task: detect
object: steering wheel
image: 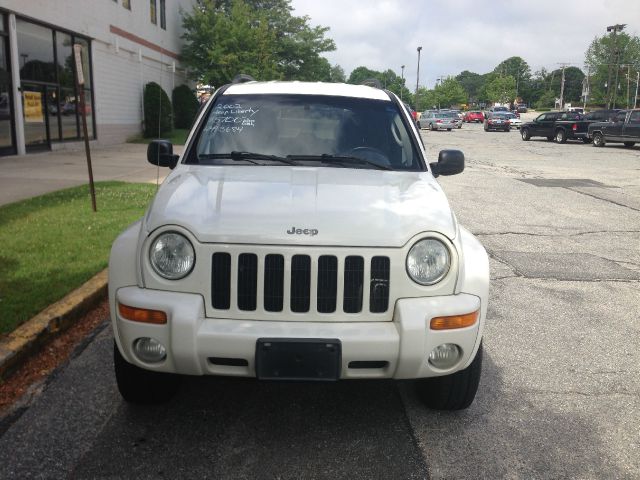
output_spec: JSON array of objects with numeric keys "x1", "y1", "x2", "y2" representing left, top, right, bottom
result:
[{"x1": 343, "y1": 146, "x2": 391, "y2": 167}]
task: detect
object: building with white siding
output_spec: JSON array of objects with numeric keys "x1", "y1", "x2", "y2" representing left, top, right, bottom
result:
[{"x1": 0, "y1": 0, "x2": 196, "y2": 156}]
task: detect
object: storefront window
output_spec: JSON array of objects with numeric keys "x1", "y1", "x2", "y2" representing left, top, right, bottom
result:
[
  {"x1": 16, "y1": 19, "x2": 55, "y2": 84},
  {"x1": 56, "y1": 32, "x2": 74, "y2": 88},
  {"x1": 12, "y1": 18, "x2": 95, "y2": 151},
  {"x1": 60, "y1": 88, "x2": 79, "y2": 140}
]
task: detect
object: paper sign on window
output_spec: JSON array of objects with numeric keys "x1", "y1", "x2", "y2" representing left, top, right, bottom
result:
[{"x1": 23, "y1": 91, "x2": 43, "y2": 123}]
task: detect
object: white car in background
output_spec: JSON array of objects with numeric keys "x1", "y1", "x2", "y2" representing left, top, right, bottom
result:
[{"x1": 505, "y1": 112, "x2": 522, "y2": 129}]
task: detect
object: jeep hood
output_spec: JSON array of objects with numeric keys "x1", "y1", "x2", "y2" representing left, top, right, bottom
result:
[{"x1": 144, "y1": 166, "x2": 457, "y2": 247}]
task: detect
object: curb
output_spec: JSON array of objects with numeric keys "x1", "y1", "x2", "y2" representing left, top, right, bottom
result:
[{"x1": 0, "y1": 269, "x2": 108, "y2": 381}]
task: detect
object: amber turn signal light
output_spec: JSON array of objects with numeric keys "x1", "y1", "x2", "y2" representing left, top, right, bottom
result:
[
  {"x1": 118, "y1": 303, "x2": 167, "y2": 324},
  {"x1": 430, "y1": 310, "x2": 479, "y2": 330}
]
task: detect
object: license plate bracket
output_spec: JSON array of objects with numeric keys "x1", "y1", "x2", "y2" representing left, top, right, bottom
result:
[{"x1": 255, "y1": 338, "x2": 341, "y2": 381}]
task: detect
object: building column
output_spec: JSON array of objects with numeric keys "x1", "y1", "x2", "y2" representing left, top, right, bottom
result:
[{"x1": 8, "y1": 13, "x2": 25, "y2": 155}]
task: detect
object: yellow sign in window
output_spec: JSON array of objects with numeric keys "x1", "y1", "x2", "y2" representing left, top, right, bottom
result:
[{"x1": 23, "y1": 91, "x2": 43, "y2": 123}]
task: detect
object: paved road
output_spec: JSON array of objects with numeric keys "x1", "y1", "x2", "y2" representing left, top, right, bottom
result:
[{"x1": 1, "y1": 124, "x2": 638, "y2": 479}]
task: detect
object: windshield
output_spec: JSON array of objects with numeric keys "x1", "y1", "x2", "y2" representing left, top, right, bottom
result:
[{"x1": 191, "y1": 94, "x2": 423, "y2": 171}]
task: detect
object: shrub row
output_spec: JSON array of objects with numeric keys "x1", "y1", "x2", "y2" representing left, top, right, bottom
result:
[{"x1": 143, "y1": 83, "x2": 199, "y2": 138}]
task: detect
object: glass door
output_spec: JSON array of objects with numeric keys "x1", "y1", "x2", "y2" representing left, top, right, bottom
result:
[
  {"x1": 21, "y1": 83, "x2": 50, "y2": 151},
  {"x1": 0, "y1": 24, "x2": 16, "y2": 156}
]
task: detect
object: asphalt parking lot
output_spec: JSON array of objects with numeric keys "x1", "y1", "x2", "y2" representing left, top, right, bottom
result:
[{"x1": 1, "y1": 122, "x2": 638, "y2": 479}]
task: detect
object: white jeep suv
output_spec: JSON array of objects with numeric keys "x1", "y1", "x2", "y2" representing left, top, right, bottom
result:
[{"x1": 109, "y1": 80, "x2": 489, "y2": 410}]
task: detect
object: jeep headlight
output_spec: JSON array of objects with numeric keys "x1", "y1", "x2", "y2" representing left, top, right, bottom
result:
[
  {"x1": 406, "y1": 238, "x2": 450, "y2": 285},
  {"x1": 149, "y1": 232, "x2": 195, "y2": 279}
]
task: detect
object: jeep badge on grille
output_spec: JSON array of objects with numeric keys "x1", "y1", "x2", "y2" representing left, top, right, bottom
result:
[{"x1": 286, "y1": 226, "x2": 318, "y2": 236}]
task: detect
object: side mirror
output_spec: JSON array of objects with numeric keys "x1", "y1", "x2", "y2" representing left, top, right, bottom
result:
[
  {"x1": 147, "y1": 139, "x2": 179, "y2": 169},
  {"x1": 430, "y1": 149, "x2": 464, "y2": 177}
]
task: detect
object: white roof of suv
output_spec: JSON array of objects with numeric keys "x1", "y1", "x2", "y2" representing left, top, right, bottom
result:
[{"x1": 224, "y1": 81, "x2": 391, "y2": 100}]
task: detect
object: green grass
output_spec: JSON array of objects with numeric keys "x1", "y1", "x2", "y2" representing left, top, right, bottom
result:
[
  {"x1": 127, "y1": 128, "x2": 190, "y2": 145},
  {"x1": 0, "y1": 182, "x2": 157, "y2": 334}
]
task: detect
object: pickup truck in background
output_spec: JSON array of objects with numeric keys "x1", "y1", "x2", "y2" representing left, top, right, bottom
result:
[
  {"x1": 588, "y1": 109, "x2": 640, "y2": 148},
  {"x1": 520, "y1": 110, "x2": 623, "y2": 144},
  {"x1": 520, "y1": 111, "x2": 592, "y2": 143}
]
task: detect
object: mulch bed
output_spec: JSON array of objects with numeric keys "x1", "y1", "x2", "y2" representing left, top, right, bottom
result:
[{"x1": 0, "y1": 299, "x2": 109, "y2": 416}]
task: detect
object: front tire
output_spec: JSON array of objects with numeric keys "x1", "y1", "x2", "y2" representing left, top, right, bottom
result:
[
  {"x1": 592, "y1": 132, "x2": 605, "y2": 147},
  {"x1": 415, "y1": 343, "x2": 483, "y2": 411},
  {"x1": 555, "y1": 129, "x2": 567, "y2": 144},
  {"x1": 521, "y1": 128, "x2": 531, "y2": 140},
  {"x1": 114, "y1": 342, "x2": 181, "y2": 404}
]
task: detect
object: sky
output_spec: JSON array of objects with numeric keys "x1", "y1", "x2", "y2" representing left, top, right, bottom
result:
[{"x1": 290, "y1": 0, "x2": 640, "y2": 89}]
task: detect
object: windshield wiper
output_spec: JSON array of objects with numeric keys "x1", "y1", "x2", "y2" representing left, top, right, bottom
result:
[
  {"x1": 198, "y1": 151, "x2": 299, "y2": 166},
  {"x1": 288, "y1": 154, "x2": 393, "y2": 171}
]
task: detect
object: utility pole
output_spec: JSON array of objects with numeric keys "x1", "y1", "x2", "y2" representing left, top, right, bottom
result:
[
  {"x1": 635, "y1": 71, "x2": 639, "y2": 109},
  {"x1": 559, "y1": 64, "x2": 566, "y2": 110},
  {"x1": 401, "y1": 65, "x2": 405, "y2": 101},
  {"x1": 582, "y1": 66, "x2": 590, "y2": 110},
  {"x1": 415, "y1": 47, "x2": 422, "y2": 112},
  {"x1": 626, "y1": 65, "x2": 631, "y2": 109},
  {"x1": 606, "y1": 24, "x2": 626, "y2": 109}
]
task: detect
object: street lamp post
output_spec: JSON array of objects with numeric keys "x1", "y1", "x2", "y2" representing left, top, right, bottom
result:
[
  {"x1": 606, "y1": 24, "x2": 626, "y2": 109},
  {"x1": 401, "y1": 65, "x2": 405, "y2": 100},
  {"x1": 415, "y1": 47, "x2": 422, "y2": 112}
]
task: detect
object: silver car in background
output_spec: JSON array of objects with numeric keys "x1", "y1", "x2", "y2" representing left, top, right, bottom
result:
[
  {"x1": 441, "y1": 111, "x2": 463, "y2": 129},
  {"x1": 418, "y1": 111, "x2": 457, "y2": 131},
  {"x1": 504, "y1": 112, "x2": 522, "y2": 129}
]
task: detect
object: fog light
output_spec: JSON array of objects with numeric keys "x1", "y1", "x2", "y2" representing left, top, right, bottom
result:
[
  {"x1": 428, "y1": 343, "x2": 461, "y2": 369},
  {"x1": 133, "y1": 337, "x2": 167, "y2": 363}
]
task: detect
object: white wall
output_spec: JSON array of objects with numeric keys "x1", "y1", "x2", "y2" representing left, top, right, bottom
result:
[{"x1": 2, "y1": 0, "x2": 196, "y2": 145}]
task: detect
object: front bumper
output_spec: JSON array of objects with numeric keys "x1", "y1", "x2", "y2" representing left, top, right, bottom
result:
[{"x1": 113, "y1": 287, "x2": 482, "y2": 380}]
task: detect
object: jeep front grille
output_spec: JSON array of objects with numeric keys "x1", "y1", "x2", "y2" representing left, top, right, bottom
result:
[{"x1": 210, "y1": 252, "x2": 390, "y2": 316}]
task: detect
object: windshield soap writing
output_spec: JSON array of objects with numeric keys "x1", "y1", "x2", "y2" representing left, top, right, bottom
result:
[{"x1": 206, "y1": 103, "x2": 260, "y2": 134}]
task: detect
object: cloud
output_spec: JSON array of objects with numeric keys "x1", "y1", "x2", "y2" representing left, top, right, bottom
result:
[{"x1": 291, "y1": 0, "x2": 640, "y2": 89}]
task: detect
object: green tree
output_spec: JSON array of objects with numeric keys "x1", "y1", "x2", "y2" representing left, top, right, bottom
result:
[
  {"x1": 180, "y1": 0, "x2": 335, "y2": 86},
  {"x1": 434, "y1": 77, "x2": 467, "y2": 107},
  {"x1": 493, "y1": 56, "x2": 531, "y2": 100},
  {"x1": 143, "y1": 82, "x2": 173, "y2": 138},
  {"x1": 329, "y1": 64, "x2": 346, "y2": 82},
  {"x1": 455, "y1": 70, "x2": 484, "y2": 103},
  {"x1": 534, "y1": 90, "x2": 556, "y2": 109},
  {"x1": 548, "y1": 66, "x2": 585, "y2": 105},
  {"x1": 347, "y1": 66, "x2": 411, "y2": 99},
  {"x1": 528, "y1": 68, "x2": 550, "y2": 106},
  {"x1": 415, "y1": 86, "x2": 437, "y2": 111},
  {"x1": 485, "y1": 75, "x2": 517, "y2": 104},
  {"x1": 172, "y1": 85, "x2": 199, "y2": 129},
  {"x1": 347, "y1": 66, "x2": 380, "y2": 85},
  {"x1": 585, "y1": 31, "x2": 640, "y2": 107}
]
